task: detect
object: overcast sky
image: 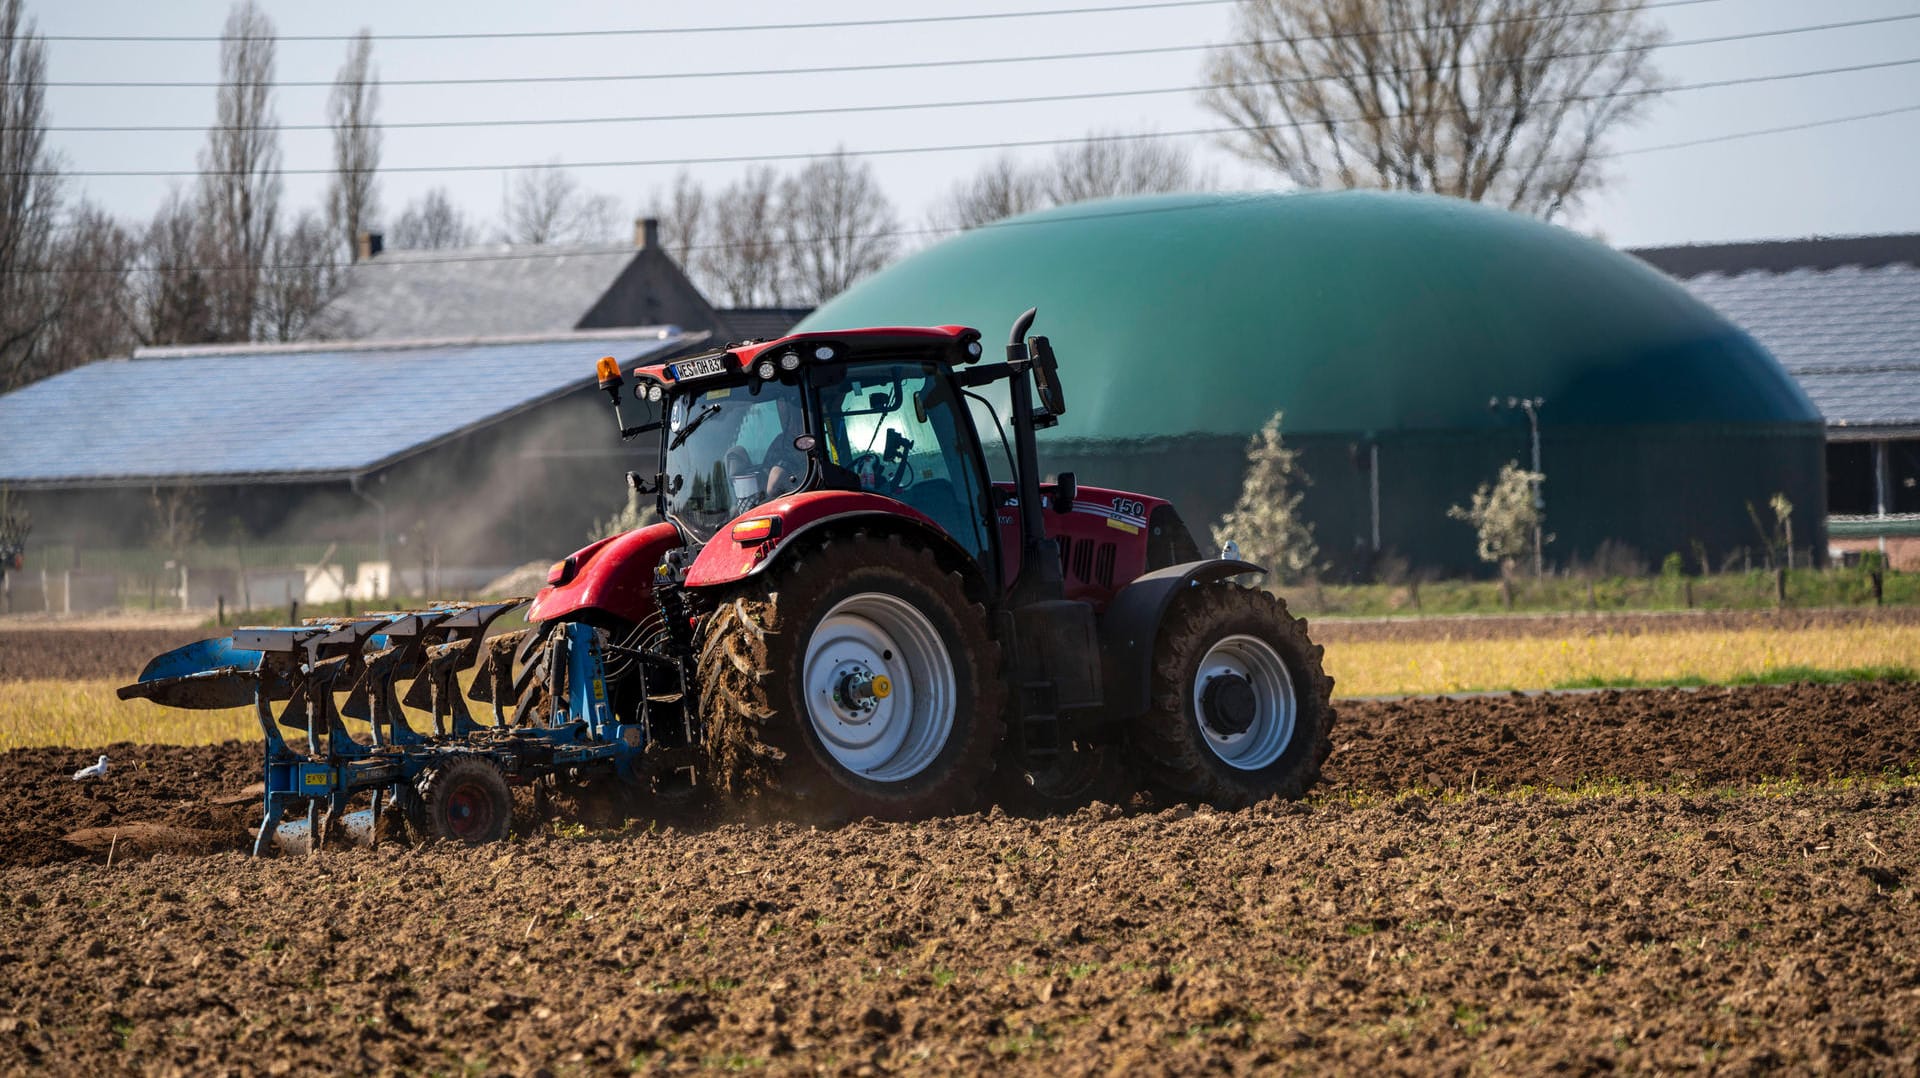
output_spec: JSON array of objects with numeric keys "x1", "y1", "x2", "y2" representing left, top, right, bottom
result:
[{"x1": 27, "y1": 0, "x2": 1920, "y2": 250}]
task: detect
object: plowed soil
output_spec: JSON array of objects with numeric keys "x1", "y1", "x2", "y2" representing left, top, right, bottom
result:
[{"x1": 4, "y1": 680, "x2": 1919, "y2": 1073}]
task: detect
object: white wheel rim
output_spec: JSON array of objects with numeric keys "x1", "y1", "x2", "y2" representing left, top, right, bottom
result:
[
  {"x1": 1192, "y1": 633, "x2": 1297, "y2": 771},
  {"x1": 802, "y1": 592, "x2": 957, "y2": 783}
]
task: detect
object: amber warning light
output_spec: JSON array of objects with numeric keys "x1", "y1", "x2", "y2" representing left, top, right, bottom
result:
[{"x1": 595, "y1": 355, "x2": 623, "y2": 392}]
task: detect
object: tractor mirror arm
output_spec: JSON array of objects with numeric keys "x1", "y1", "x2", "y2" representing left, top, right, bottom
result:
[{"x1": 953, "y1": 363, "x2": 1011, "y2": 389}]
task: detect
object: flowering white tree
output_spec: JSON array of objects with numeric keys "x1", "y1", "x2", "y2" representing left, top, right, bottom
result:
[
  {"x1": 1213, "y1": 411, "x2": 1320, "y2": 582},
  {"x1": 1449, "y1": 461, "x2": 1544, "y2": 575}
]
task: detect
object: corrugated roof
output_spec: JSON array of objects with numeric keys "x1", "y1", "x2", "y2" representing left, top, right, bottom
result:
[
  {"x1": 320, "y1": 244, "x2": 640, "y2": 340},
  {"x1": 719, "y1": 307, "x2": 814, "y2": 343},
  {"x1": 1674, "y1": 264, "x2": 1920, "y2": 431},
  {"x1": 0, "y1": 330, "x2": 690, "y2": 488}
]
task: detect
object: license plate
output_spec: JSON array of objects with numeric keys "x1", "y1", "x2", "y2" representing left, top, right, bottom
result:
[{"x1": 670, "y1": 355, "x2": 727, "y2": 381}]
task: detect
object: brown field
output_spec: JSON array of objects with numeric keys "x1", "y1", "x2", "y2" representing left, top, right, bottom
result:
[{"x1": 3, "y1": 679, "x2": 1918, "y2": 1073}]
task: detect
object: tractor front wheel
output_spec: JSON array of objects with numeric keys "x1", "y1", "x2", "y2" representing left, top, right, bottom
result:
[
  {"x1": 697, "y1": 533, "x2": 1004, "y2": 823},
  {"x1": 1131, "y1": 584, "x2": 1334, "y2": 808},
  {"x1": 411, "y1": 756, "x2": 513, "y2": 844}
]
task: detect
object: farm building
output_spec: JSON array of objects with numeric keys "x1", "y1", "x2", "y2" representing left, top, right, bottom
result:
[
  {"x1": 1631, "y1": 234, "x2": 1920, "y2": 567},
  {"x1": 0, "y1": 329, "x2": 692, "y2": 611},
  {"x1": 800, "y1": 190, "x2": 1827, "y2": 578},
  {"x1": 317, "y1": 219, "x2": 808, "y2": 345}
]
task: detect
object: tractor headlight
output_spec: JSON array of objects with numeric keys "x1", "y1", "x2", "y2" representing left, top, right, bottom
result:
[
  {"x1": 756, "y1": 359, "x2": 777, "y2": 380},
  {"x1": 645, "y1": 383, "x2": 663, "y2": 402},
  {"x1": 813, "y1": 345, "x2": 835, "y2": 361},
  {"x1": 779, "y1": 351, "x2": 801, "y2": 371}
]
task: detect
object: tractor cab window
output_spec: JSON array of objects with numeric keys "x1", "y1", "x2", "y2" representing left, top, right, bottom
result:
[
  {"x1": 663, "y1": 378, "x2": 809, "y2": 542},
  {"x1": 814, "y1": 361, "x2": 994, "y2": 565}
]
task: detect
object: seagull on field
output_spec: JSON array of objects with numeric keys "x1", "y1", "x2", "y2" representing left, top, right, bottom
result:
[{"x1": 72, "y1": 755, "x2": 108, "y2": 782}]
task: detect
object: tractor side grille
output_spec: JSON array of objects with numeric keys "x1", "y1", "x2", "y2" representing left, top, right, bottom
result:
[{"x1": 1056, "y1": 537, "x2": 1119, "y2": 589}]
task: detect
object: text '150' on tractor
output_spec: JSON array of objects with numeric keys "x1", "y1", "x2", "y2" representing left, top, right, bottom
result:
[{"x1": 121, "y1": 309, "x2": 1335, "y2": 854}]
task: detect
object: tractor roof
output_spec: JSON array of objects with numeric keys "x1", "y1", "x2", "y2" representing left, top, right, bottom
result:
[{"x1": 631, "y1": 325, "x2": 981, "y2": 385}]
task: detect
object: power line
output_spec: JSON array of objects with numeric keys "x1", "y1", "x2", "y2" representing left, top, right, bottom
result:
[
  {"x1": 19, "y1": 55, "x2": 1919, "y2": 179},
  {"x1": 10, "y1": 97, "x2": 1919, "y2": 279},
  {"x1": 24, "y1": 0, "x2": 1723, "y2": 88},
  {"x1": 40, "y1": 12, "x2": 1920, "y2": 135},
  {"x1": 38, "y1": 1, "x2": 1236, "y2": 44}
]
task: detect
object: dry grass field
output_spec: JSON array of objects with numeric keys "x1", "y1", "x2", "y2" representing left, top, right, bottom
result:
[{"x1": 3, "y1": 614, "x2": 1914, "y2": 749}]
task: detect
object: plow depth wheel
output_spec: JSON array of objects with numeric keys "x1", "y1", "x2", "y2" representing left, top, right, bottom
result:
[
  {"x1": 411, "y1": 756, "x2": 513, "y2": 845},
  {"x1": 1131, "y1": 584, "x2": 1335, "y2": 808},
  {"x1": 698, "y1": 533, "x2": 1004, "y2": 822}
]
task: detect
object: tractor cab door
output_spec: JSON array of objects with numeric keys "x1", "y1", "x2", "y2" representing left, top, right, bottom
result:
[{"x1": 813, "y1": 360, "x2": 998, "y2": 572}]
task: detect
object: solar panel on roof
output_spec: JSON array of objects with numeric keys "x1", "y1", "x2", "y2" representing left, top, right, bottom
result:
[{"x1": 0, "y1": 332, "x2": 687, "y2": 486}]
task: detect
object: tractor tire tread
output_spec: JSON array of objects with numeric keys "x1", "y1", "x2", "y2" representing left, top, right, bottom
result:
[{"x1": 1131, "y1": 584, "x2": 1335, "y2": 808}]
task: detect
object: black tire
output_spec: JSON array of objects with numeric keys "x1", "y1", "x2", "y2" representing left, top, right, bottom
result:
[
  {"x1": 410, "y1": 756, "x2": 513, "y2": 844},
  {"x1": 1130, "y1": 584, "x2": 1335, "y2": 807},
  {"x1": 696, "y1": 532, "x2": 1005, "y2": 823}
]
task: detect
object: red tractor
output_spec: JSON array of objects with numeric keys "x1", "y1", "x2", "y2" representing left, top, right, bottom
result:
[{"x1": 539, "y1": 308, "x2": 1335, "y2": 819}]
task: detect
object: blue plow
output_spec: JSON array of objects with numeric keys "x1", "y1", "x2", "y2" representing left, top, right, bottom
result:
[{"x1": 118, "y1": 599, "x2": 654, "y2": 855}]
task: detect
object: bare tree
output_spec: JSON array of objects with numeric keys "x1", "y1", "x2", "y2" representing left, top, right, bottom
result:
[
  {"x1": 196, "y1": 0, "x2": 281, "y2": 341},
  {"x1": 0, "y1": 485, "x2": 27, "y2": 612},
  {"x1": 137, "y1": 189, "x2": 217, "y2": 346},
  {"x1": 646, "y1": 170, "x2": 708, "y2": 267},
  {"x1": 780, "y1": 151, "x2": 899, "y2": 305},
  {"x1": 0, "y1": 0, "x2": 62, "y2": 392},
  {"x1": 42, "y1": 203, "x2": 140, "y2": 370},
  {"x1": 697, "y1": 167, "x2": 787, "y2": 307},
  {"x1": 327, "y1": 28, "x2": 380, "y2": 258},
  {"x1": 931, "y1": 154, "x2": 1046, "y2": 231},
  {"x1": 929, "y1": 134, "x2": 1202, "y2": 233},
  {"x1": 1044, "y1": 134, "x2": 1200, "y2": 204},
  {"x1": 502, "y1": 163, "x2": 618, "y2": 245},
  {"x1": 1203, "y1": 0, "x2": 1665, "y2": 221},
  {"x1": 257, "y1": 209, "x2": 340, "y2": 341},
  {"x1": 391, "y1": 187, "x2": 477, "y2": 249}
]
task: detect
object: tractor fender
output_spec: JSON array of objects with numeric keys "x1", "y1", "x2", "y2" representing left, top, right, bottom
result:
[
  {"x1": 1097, "y1": 559, "x2": 1268, "y2": 720},
  {"x1": 683, "y1": 489, "x2": 976, "y2": 591},
  {"x1": 528, "y1": 521, "x2": 682, "y2": 625}
]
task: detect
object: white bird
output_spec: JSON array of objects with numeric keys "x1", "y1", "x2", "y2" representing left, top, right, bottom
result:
[{"x1": 72, "y1": 755, "x2": 108, "y2": 782}]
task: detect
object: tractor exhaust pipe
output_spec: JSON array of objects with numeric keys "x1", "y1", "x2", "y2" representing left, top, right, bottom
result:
[{"x1": 1005, "y1": 308, "x2": 1064, "y2": 607}]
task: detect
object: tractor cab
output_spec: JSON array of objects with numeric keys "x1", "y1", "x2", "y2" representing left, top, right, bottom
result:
[{"x1": 609, "y1": 326, "x2": 1015, "y2": 584}]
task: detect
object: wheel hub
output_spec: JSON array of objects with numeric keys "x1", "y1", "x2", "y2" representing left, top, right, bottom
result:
[
  {"x1": 1200, "y1": 673, "x2": 1258, "y2": 737},
  {"x1": 802, "y1": 592, "x2": 956, "y2": 782}
]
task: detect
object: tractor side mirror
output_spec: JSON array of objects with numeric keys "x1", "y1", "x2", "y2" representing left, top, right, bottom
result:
[
  {"x1": 1054, "y1": 471, "x2": 1077, "y2": 514},
  {"x1": 1028, "y1": 336, "x2": 1066, "y2": 418},
  {"x1": 626, "y1": 471, "x2": 659, "y2": 496}
]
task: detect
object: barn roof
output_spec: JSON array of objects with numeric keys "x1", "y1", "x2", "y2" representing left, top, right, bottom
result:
[
  {"x1": 0, "y1": 329, "x2": 694, "y2": 488},
  {"x1": 1633, "y1": 237, "x2": 1920, "y2": 437}
]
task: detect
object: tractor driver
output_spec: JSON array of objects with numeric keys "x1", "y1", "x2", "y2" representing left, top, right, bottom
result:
[{"x1": 757, "y1": 394, "x2": 811, "y2": 501}]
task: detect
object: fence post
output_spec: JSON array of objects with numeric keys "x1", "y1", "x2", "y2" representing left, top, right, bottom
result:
[
  {"x1": 289, "y1": 598, "x2": 300, "y2": 625},
  {"x1": 1774, "y1": 567, "x2": 1787, "y2": 608},
  {"x1": 217, "y1": 595, "x2": 226, "y2": 627},
  {"x1": 1872, "y1": 568, "x2": 1885, "y2": 607},
  {"x1": 1683, "y1": 580, "x2": 1693, "y2": 609}
]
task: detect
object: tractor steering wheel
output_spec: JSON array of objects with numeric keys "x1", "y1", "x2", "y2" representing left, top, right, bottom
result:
[{"x1": 849, "y1": 451, "x2": 914, "y2": 494}]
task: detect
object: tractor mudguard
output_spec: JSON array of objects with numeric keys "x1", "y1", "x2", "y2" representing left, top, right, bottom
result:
[
  {"x1": 682, "y1": 489, "x2": 971, "y2": 590},
  {"x1": 1097, "y1": 559, "x2": 1267, "y2": 720},
  {"x1": 528, "y1": 521, "x2": 682, "y2": 625}
]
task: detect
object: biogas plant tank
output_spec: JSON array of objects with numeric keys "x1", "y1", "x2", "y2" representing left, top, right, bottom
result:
[{"x1": 801, "y1": 191, "x2": 1824, "y2": 577}]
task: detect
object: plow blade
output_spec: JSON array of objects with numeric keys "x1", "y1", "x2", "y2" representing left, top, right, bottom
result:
[
  {"x1": 267, "y1": 807, "x2": 377, "y2": 856},
  {"x1": 116, "y1": 637, "x2": 270, "y2": 710}
]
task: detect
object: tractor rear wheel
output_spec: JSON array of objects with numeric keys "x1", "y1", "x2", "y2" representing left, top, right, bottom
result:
[
  {"x1": 697, "y1": 533, "x2": 1004, "y2": 823},
  {"x1": 1130, "y1": 584, "x2": 1334, "y2": 808},
  {"x1": 411, "y1": 756, "x2": 513, "y2": 844}
]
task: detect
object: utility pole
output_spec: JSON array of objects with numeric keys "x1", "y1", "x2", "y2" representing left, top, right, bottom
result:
[{"x1": 1490, "y1": 396, "x2": 1546, "y2": 577}]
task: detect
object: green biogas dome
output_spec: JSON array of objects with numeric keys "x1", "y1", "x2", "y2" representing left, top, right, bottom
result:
[{"x1": 800, "y1": 190, "x2": 1824, "y2": 577}]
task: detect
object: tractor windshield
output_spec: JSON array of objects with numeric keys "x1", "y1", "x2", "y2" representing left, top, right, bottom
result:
[{"x1": 663, "y1": 378, "x2": 809, "y2": 542}]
